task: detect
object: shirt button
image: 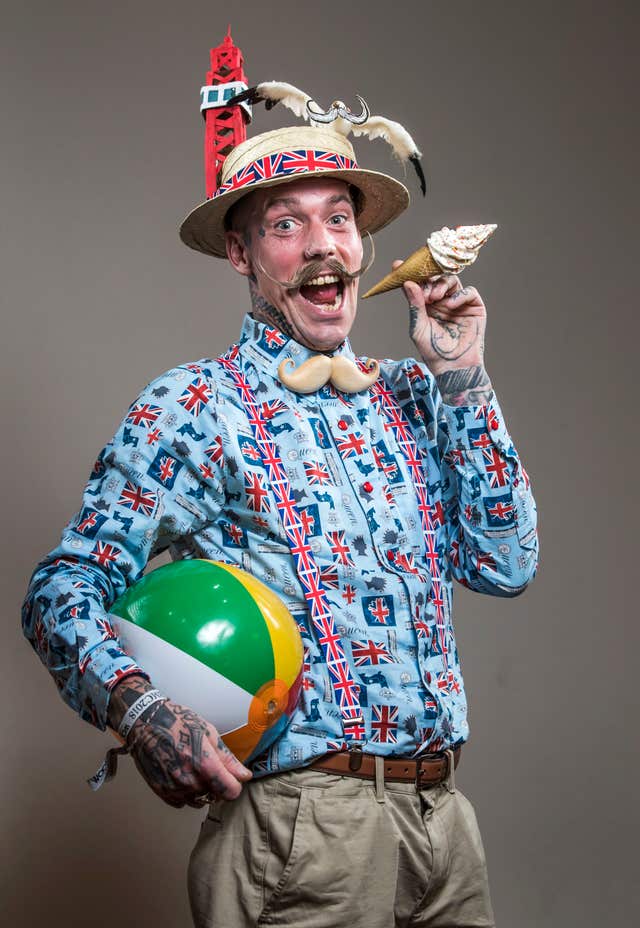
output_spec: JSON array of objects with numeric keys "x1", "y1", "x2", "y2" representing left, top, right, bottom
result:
[
  {"x1": 490, "y1": 420, "x2": 499, "y2": 430},
  {"x1": 363, "y1": 481, "x2": 373, "y2": 493},
  {"x1": 387, "y1": 550, "x2": 395, "y2": 561},
  {"x1": 338, "y1": 419, "x2": 348, "y2": 431}
]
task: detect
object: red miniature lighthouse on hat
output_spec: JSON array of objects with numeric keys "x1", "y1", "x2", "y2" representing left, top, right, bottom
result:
[{"x1": 200, "y1": 27, "x2": 252, "y2": 198}]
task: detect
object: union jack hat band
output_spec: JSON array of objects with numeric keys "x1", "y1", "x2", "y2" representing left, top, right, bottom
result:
[{"x1": 180, "y1": 126, "x2": 410, "y2": 258}]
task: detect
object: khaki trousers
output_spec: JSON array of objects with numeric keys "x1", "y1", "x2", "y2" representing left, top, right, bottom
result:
[{"x1": 188, "y1": 766, "x2": 495, "y2": 928}]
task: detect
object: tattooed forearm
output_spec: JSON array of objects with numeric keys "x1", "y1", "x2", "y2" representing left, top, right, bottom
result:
[
  {"x1": 107, "y1": 673, "x2": 154, "y2": 730},
  {"x1": 435, "y1": 365, "x2": 493, "y2": 406},
  {"x1": 249, "y1": 278, "x2": 295, "y2": 339}
]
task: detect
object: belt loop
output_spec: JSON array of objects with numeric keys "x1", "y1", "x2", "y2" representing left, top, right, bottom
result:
[
  {"x1": 444, "y1": 749, "x2": 456, "y2": 794},
  {"x1": 374, "y1": 755, "x2": 386, "y2": 803}
]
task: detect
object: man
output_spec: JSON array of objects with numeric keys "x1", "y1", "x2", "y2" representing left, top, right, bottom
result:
[{"x1": 23, "y1": 122, "x2": 537, "y2": 926}]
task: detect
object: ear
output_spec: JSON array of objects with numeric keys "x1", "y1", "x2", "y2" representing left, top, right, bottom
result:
[{"x1": 225, "y1": 230, "x2": 253, "y2": 277}]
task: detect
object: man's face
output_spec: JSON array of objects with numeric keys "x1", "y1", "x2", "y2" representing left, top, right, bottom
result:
[{"x1": 225, "y1": 178, "x2": 364, "y2": 352}]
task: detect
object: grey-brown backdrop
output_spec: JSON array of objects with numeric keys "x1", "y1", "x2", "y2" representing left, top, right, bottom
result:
[{"x1": 2, "y1": 1, "x2": 638, "y2": 925}]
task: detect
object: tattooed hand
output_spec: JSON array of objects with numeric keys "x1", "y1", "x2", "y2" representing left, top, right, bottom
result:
[
  {"x1": 396, "y1": 264, "x2": 494, "y2": 407},
  {"x1": 107, "y1": 674, "x2": 252, "y2": 808}
]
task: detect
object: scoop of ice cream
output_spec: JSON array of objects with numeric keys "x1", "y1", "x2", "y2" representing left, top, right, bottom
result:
[{"x1": 427, "y1": 224, "x2": 497, "y2": 274}]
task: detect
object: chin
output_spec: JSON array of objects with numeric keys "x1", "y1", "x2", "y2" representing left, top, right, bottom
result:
[{"x1": 292, "y1": 292, "x2": 356, "y2": 351}]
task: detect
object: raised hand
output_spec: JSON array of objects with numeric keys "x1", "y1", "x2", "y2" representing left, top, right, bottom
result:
[{"x1": 397, "y1": 266, "x2": 493, "y2": 407}]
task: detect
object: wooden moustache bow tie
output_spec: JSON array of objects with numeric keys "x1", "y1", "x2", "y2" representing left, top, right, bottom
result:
[{"x1": 277, "y1": 354, "x2": 380, "y2": 394}]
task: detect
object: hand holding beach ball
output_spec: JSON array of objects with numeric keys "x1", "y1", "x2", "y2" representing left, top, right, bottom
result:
[{"x1": 110, "y1": 560, "x2": 304, "y2": 764}]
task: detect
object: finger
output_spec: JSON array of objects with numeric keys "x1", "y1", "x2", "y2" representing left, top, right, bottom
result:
[
  {"x1": 196, "y1": 730, "x2": 250, "y2": 800},
  {"x1": 438, "y1": 285, "x2": 479, "y2": 308},
  {"x1": 402, "y1": 280, "x2": 426, "y2": 308},
  {"x1": 204, "y1": 760, "x2": 244, "y2": 801},
  {"x1": 214, "y1": 735, "x2": 253, "y2": 780},
  {"x1": 426, "y1": 274, "x2": 461, "y2": 304},
  {"x1": 432, "y1": 289, "x2": 484, "y2": 318},
  {"x1": 391, "y1": 259, "x2": 403, "y2": 270}
]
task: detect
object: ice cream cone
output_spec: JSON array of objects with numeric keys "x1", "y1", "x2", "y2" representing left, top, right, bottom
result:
[
  {"x1": 362, "y1": 223, "x2": 497, "y2": 299},
  {"x1": 362, "y1": 245, "x2": 442, "y2": 299}
]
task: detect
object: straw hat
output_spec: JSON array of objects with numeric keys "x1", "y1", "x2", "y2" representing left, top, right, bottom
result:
[{"x1": 179, "y1": 126, "x2": 410, "y2": 258}]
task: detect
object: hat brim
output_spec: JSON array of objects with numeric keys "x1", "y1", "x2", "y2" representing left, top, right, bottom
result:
[{"x1": 179, "y1": 168, "x2": 410, "y2": 258}]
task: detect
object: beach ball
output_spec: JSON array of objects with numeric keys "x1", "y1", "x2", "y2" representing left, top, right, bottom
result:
[{"x1": 110, "y1": 559, "x2": 304, "y2": 762}]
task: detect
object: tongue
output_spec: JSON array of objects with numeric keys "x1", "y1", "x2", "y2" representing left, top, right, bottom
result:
[{"x1": 300, "y1": 282, "x2": 339, "y2": 305}]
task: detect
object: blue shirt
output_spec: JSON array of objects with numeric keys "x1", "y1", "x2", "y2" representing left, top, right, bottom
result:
[{"x1": 22, "y1": 315, "x2": 538, "y2": 774}]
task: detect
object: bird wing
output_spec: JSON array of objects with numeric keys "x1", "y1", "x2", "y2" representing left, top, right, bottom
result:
[
  {"x1": 256, "y1": 81, "x2": 314, "y2": 120},
  {"x1": 350, "y1": 115, "x2": 421, "y2": 162}
]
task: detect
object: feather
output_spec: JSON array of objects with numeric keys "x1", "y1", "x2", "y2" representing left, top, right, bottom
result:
[
  {"x1": 351, "y1": 115, "x2": 421, "y2": 162},
  {"x1": 255, "y1": 81, "x2": 314, "y2": 120},
  {"x1": 410, "y1": 155, "x2": 427, "y2": 196}
]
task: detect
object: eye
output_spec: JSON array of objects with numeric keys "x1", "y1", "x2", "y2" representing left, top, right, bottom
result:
[
  {"x1": 329, "y1": 214, "x2": 348, "y2": 226},
  {"x1": 274, "y1": 218, "x2": 295, "y2": 232}
]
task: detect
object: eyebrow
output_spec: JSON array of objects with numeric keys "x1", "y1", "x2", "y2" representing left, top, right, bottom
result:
[
  {"x1": 262, "y1": 193, "x2": 355, "y2": 213},
  {"x1": 263, "y1": 196, "x2": 300, "y2": 211},
  {"x1": 327, "y1": 194, "x2": 353, "y2": 207}
]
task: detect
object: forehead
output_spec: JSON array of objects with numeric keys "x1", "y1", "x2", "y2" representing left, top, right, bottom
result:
[{"x1": 245, "y1": 177, "x2": 354, "y2": 221}]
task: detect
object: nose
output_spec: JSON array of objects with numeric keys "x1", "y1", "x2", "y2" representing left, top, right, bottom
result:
[{"x1": 303, "y1": 219, "x2": 337, "y2": 261}]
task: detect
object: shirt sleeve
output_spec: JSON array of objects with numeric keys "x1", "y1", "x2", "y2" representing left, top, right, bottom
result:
[
  {"x1": 398, "y1": 359, "x2": 539, "y2": 596},
  {"x1": 21, "y1": 364, "x2": 225, "y2": 730},
  {"x1": 436, "y1": 391, "x2": 539, "y2": 595}
]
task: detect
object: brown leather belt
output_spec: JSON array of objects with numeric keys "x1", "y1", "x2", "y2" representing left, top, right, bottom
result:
[{"x1": 310, "y1": 747, "x2": 461, "y2": 787}]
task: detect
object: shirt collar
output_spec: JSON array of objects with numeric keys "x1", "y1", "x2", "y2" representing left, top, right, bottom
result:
[{"x1": 237, "y1": 313, "x2": 357, "y2": 382}]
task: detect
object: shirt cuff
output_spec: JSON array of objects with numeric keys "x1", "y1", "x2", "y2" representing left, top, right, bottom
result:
[
  {"x1": 442, "y1": 392, "x2": 514, "y2": 459},
  {"x1": 79, "y1": 641, "x2": 148, "y2": 730}
]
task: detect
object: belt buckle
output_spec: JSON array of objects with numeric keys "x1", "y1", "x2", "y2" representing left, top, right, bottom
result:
[{"x1": 415, "y1": 749, "x2": 454, "y2": 789}]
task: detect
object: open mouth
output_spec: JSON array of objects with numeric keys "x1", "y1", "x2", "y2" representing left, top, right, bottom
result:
[{"x1": 299, "y1": 274, "x2": 345, "y2": 312}]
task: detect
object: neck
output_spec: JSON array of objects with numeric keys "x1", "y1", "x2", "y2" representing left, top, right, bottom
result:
[{"x1": 249, "y1": 278, "x2": 295, "y2": 341}]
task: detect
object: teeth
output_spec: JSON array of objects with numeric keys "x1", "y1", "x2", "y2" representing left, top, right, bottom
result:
[
  {"x1": 306, "y1": 274, "x2": 340, "y2": 286},
  {"x1": 316, "y1": 293, "x2": 342, "y2": 312}
]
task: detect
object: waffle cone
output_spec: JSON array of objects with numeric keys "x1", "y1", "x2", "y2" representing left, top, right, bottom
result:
[{"x1": 362, "y1": 245, "x2": 443, "y2": 298}]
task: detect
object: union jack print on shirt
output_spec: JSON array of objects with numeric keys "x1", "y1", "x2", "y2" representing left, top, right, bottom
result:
[
  {"x1": 244, "y1": 472, "x2": 271, "y2": 512},
  {"x1": 204, "y1": 435, "x2": 224, "y2": 465},
  {"x1": 337, "y1": 431, "x2": 366, "y2": 458},
  {"x1": 260, "y1": 327, "x2": 288, "y2": 353},
  {"x1": 71, "y1": 507, "x2": 107, "y2": 538},
  {"x1": 147, "y1": 450, "x2": 183, "y2": 489},
  {"x1": 177, "y1": 378, "x2": 212, "y2": 416},
  {"x1": 326, "y1": 530, "x2": 355, "y2": 566},
  {"x1": 351, "y1": 639, "x2": 395, "y2": 667},
  {"x1": 89, "y1": 541, "x2": 120, "y2": 569},
  {"x1": 363, "y1": 594, "x2": 396, "y2": 626},
  {"x1": 485, "y1": 495, "x2": 515, "y2": 526},
  {"x1": 303, "y1": 460, "x2": 331, "y2": 485},
  {"x1": 482, "y1": 446, "x2": 510, "y2": 488},
  {"x1": 220, "y1": 520, "x2": 248, "y2": 548},
  {"x1": 371, "y1": 704, "x2": 399, "y2": 743},
  {"x1": 118, "y1": 481, "x2": 157, "y2": 516},
  {"x1": 299, "y1": 504, "x2": 321, "y2": 536},
  {"x1": 126, "y1": 402, "x2": 163, "y2": 428}
]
